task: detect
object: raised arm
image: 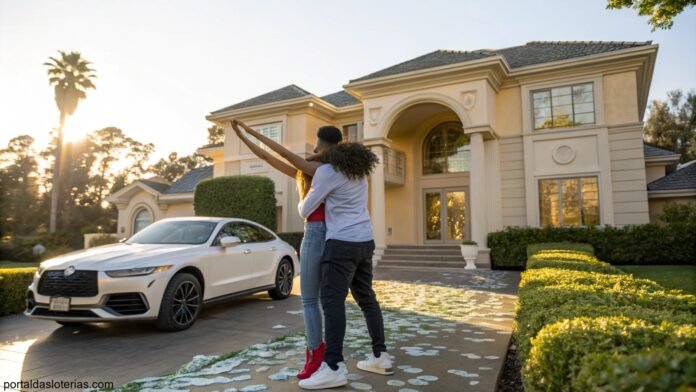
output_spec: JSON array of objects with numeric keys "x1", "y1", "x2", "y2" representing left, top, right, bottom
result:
[
  {"x1": 232, "y1": 123, "x2": 297, "y2": 178},
  {"x1": 235, "y1": 119, "x2": 322, "y2": 176}
]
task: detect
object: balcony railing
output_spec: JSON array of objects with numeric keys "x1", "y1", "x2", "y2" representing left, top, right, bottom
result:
[{"x1": 384, "y1": 147, "x2": 405, "y2": 185}]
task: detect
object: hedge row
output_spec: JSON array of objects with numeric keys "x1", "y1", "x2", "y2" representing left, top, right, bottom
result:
[
  {"x1": 0, "y1": 267, "x2": 36, "y2": 316},
  {"x1": 277, "y1": 232, "x2": 303, "y2": 256},
  {"x1": 0, "y1": 232, "x2": 78, "y2": 263},
  {"x1": 488, "y1": 222, "x2": 696, "y2": 268},
  {"x1": 516, "y1": 243, "x2": 696, "y2": 391},
  {"x1": 194, "y1": 175, "x2": 277, "y2": 231}
]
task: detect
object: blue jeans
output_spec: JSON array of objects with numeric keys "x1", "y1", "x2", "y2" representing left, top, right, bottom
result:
[{"x1": 299, "y1": 221, "x2": 326, "y2": 349}]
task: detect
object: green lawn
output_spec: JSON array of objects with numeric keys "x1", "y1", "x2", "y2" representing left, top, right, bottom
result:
[
  {"x1": 0, "y1": 260, "x2": 39, "y2": 269},
  {"x1": 620, "y1": 265, "x2": 696, "y2": 294}
]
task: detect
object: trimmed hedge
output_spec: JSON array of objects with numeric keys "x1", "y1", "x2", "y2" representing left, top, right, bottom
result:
[
  {"x1": 525, "y1": 317, "x2": 696, "y2": 391},
  {"x1": 516, "y1": 243, "x2": 696, "y2": 391},
  {"x1": 194, "y1": 176, "x2": 277, "y2": 231},
  {"x1": 489, "y1": 222, "x2": 696, "y2": 268},
  {"x1": 88, "y1": 234, "x2": 120, "y2": 247},
  {"x1": 278, "y1": 232, "x2": 303, "y2": 255},
  {"x1": 0, "y1": 267, "x2": 36, "y2": 316},
  {"x1": 574, "y1": 349, "x2": 696, "y2": 392}
]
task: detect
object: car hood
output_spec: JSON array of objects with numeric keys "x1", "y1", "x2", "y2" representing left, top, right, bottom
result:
[{"x1": 40, "y1": 243, "x2": 202, "y2": 271}]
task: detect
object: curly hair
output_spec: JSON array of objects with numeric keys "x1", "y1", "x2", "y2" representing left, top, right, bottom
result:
[{"x1": 326, "y1": 143, "x2": 379, "y2": 180}]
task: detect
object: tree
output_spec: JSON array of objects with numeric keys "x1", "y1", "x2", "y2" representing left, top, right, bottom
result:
[
  {"x1": 644, "y1": 90, "x2": 696, "y2": 162},
  {"x1": 89, "y1": 127, "x2": 154, "y2": 206},
  {"x1": 149, "y1": 152, "x2": 212, "y2": 183},
  {"x1": 606, "y1": 0, "x2": 696, "y2": 30},
  {"x1": 0, "y1": 136, "x2": 40, "y2": 235},
  {"x1": 44, "y1": 51, "x2": 96, "y2": 232},
  {"x1": 207, "y1": 125, "x2": 225, "y2": 144}
]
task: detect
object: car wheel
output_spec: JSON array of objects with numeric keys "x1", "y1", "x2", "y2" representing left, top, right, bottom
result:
[
  {"x1": 268, "y1": 259, "x2": 293, "y2": 300},
  {"x1": 155, "y1": 273, "x2": 202, "y2": 332}
]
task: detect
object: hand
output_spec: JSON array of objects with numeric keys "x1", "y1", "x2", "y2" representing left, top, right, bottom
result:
[{"x1": 231, "y1": 120, "x2": 243, "y2": 136}]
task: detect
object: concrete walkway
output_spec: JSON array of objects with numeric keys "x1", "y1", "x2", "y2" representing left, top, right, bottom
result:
[{"x1": 0, "y1": 269, "x2": 519, "y2": 392}]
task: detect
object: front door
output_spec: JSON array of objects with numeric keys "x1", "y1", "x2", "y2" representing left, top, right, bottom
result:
[{"x1": 424, "y1": 188, "x2": 468, "y2": 243}]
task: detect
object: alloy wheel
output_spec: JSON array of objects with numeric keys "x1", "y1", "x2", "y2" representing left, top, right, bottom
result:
[{"x1": 172, "y1": 281, "x2": 200, "y2": 325}]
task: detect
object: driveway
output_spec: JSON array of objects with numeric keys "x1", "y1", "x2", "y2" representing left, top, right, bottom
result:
[{"x1": 0, "y1": 269, "x2": 519, "y2": 392}]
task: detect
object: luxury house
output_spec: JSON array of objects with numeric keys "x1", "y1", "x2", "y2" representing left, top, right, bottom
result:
[{"x1": 106, "y1": 41, "x2": 696, "y2": 265}]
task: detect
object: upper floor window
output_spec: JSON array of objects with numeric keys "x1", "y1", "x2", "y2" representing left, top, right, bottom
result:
[
  {"x1": 423, "y1": 122, "x2": 470, "y2": 175},
  {"x1": 342, "y1": 123, "x2": 361, "y2": 142},
  {"x1": 251, "y1": 122, "x2": 282, "y2": 150},
  {"x1": 532, "y1": 83, "x2": 595, "y2": 130},
  {"x1": 539, "y1": 176, "x2": 600, "y2": 227}
]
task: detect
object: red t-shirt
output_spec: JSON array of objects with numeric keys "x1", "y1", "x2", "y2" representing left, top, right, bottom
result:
[{"x1": 306, "y1": 203, "x2": 325, "y2": 222}]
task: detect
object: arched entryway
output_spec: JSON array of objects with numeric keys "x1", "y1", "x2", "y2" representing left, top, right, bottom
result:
[{"x1": 380, "y1": 102, "x2": 473, "y2": 245}]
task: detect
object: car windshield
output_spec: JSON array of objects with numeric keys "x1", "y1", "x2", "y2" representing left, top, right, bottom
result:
[{"x1": 126, "y1": 220, "x2": 218, "y2": 245}]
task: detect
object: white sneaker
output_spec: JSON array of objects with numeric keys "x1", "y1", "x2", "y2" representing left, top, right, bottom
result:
[
  {"x1": 357, "y1": 352, "x2": 394, "y2": 375},
  {"x1": 338, "y1": 361, "x2": 348, "y2": 375},
  {"x1": 298, "y1": 361, "x2": 348, "y2": 389}
]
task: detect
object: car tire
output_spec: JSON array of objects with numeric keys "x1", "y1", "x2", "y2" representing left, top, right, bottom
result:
[
  {"x1": 155, "y1": 273, "x2": 202, "y2": 332},
  {"x1": 56, "y1": 321, "x2": 83, "y2": 327},
  {"x1": 268, "y1": 258, "x2": 293, "y2": 300}
]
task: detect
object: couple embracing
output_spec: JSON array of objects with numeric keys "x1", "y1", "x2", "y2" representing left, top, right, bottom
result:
[{"x1": 231, "y1": 120, "x2": 393, "y2": 389}]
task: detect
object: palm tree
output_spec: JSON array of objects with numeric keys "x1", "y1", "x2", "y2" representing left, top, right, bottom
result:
[{"x1": 44, "y1": 51, "x2": 96, "y2": 232}]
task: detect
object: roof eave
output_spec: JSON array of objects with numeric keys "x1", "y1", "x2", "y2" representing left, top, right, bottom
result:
[
  {"x1": 206, "y1": 95, "x2": 338, "y2": 122},
  {"x1": 647, "y1": 189, "x2": 696, "y2": 198},
  {"x1": 645, "y1": 154, "x2": 681, "y2": 165}
]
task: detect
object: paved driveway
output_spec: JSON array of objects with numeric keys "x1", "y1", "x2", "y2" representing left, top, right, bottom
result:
[{"x1": 0, "y1": 269, "x2": 519, "y2": 392}]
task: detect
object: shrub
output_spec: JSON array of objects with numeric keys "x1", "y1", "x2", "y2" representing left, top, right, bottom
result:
[
  {"x1": 278, "y1": 232, "x2": 303, "y2": 255},
  {"x1": 0, "y1": 267, "x2": 36, "y2": 316},
  {"x1": 527, "y1": 242, "x2": 594, "y2": 258},
  {"x1": 573, "y1": 349, "x2": 696, "y2": 392},
  {"x1": 524, "y1": 317, "x2": 696, "y2": 392},
  {"x1": 488, "y1": 222, "x2": 696, "y2": 268},
  {"x1": 0, "y1": 232, "x2": 78, "y2": 263},
  {"x1": 89, "y1": 234, "x2": 120, "y2": 247},
  {"x1": 659, "y1": 202, "x2": 696, "y2": 224},
  {"x1": 194, "y1": 176, "x2": 277, "y2": 231}
]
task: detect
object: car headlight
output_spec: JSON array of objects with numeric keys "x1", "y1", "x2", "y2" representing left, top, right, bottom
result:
[
  {"x1": 36, "y1": 264, "x2": 45, "y2": 277},
  {"x1": 105, "y1": 265, "x2": 173, "y2": 278}
]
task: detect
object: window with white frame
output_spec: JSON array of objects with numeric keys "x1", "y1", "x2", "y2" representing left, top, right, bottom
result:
[
  {"x1": 342, "y1": 123, "x2": 361, "y2": 142},
  {"x1": 532, "y1": 83, "x2": 595, "y2": 130},
  {"x1": 251, "y1": 122, "x2": 282, "y2": 150},
  {"x1": 538, "y1": 176, "x2": 600, "y2": 227}
]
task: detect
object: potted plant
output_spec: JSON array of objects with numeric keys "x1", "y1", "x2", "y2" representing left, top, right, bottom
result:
[{"x1": 460, "y1": 240, "x2": 478, "y2": 269}]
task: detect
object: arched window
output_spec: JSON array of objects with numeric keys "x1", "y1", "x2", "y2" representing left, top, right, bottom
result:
[
  {"x1": 423, "y1": 122, "x2": 470, "y2": 175},
  {"x1": 133, "y1": 208, "x2": 153, "y2": 234}
]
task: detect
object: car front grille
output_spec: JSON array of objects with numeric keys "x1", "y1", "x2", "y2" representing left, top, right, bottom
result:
[
  {"x1": 38, "y1": 270, "x2": 98, "y2": 297},
  {"x1": 104, "y1": 293, "x2": 149, "y2": 315},
  {"x1": 32, "y1": 308, "x2": 99, "y2": 318}
]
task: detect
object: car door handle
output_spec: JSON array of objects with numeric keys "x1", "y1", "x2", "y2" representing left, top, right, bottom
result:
[
  {"x1": 243, "y1": 249, "x2": 251, "y2": 254},
  {"x1": 270, "y1": 246, "x2": 277, "y2": 251}
]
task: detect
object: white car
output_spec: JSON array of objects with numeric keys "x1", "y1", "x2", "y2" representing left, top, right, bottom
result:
[{"x1": 24, "y1": 217, "x2": 299, "y2": 331}]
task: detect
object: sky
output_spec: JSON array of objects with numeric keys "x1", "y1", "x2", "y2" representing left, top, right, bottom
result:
[{"x1": 1, "y1": 0, "x2": 695, "y2": 161}]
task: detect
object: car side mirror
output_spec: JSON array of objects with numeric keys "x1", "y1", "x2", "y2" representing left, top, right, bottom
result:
[{"x1": 220, "y1": 236, "x2": 242, "y2": 248}]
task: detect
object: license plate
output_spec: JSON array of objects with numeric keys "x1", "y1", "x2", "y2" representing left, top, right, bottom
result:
[{"x1": 49, "y1": 296, "x2": 70, "y2": 312}]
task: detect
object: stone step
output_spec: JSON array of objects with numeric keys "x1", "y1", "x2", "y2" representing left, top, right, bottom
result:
[
  {"x1": 381, "y1": 254, "x2": 463, "y2": 262},
  {"x1": 377, "y1": 259, "x2": 466, "y2": 269},
  {"x1": 383, "y1": 249, "x2": 461, "y2": 257},
  {"x1": 376, "y1": 265, "x2": 474, "y2": 273},
  {"x1": 386, "y1": 244, "x2": 460, "y2": 250}
]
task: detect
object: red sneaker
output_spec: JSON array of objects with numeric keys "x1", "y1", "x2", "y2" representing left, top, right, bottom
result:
[{"x1": 297, "y1": 341, "x2": 326, "y2": 379}]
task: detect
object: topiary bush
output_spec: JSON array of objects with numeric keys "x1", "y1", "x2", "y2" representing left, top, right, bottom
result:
[
  {"x1": 515, "y1": 243, "x2": 696, "y2": 391},
  {"x1": 194, "y1": 176, "x2": 277, "y2": 231},
  {"x1": 88, "y1": 234, "x2": 120, "y2": 248},
  {"x1": 488, "y1": 222, "x2": 696, "y2": 268},
  {"x1": 0, "y1": 267, "x2": 36, "y2": 316},
  {"x1": 573, "y1": 349, "x2": 696, "y2": 392},
  {"x1": 524, "y1": 317, "x2": 696, "y2": 392}
]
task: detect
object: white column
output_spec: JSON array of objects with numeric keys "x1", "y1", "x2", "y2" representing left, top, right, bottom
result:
[
  {"x1": 469, "y1": 132, "x2": 488, "y2": 252},
  {"x1": 370, "y1": 145, "x2": 387, "y2": 266}
]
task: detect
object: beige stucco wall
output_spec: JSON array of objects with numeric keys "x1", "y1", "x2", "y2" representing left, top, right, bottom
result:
[
  {"x1": 164, "y1": 202, "x2": 195, "y2": 218},
  {"x1": 645, "y1": 165, "x2": 667, "y2": 183},
  {"x1": 117, "y1": 190, "x2": 163, "y2": 237},
  {"x1": 608, "y1": 124, "x2": 651, "y2": 225},
  {"x1": 499, "y1": 136, "x2": 527, "y2": 227},
  {"x1": 495, "y1": 86, "x2": 522, "y2": 138},
  {"x1": 603, "y1": 71, "x2": 640, "y2": 125}
]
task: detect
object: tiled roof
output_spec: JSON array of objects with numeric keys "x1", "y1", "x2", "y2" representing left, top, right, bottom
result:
[
  {"x1": 321, "y1": 91, "x2": 361, "y2": 107},
  {"x1": 139, "y1": 179, "x2": 170, "y2": 193},
  {"x1": 211, "y1": 85, "x2": 312, "y2": 114},
  {"x1": 163, "y1": 166, "x2": 214, "y2": 194},
  {"x1": 648, "y1": 163, "x2": 696, "y2": 191},
  {"x1": 643, "y1": 143, "x2": 680, "y2": 159},
  {"x1": 350, "y1": 41, "x2": 652, "y2": 82}
]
